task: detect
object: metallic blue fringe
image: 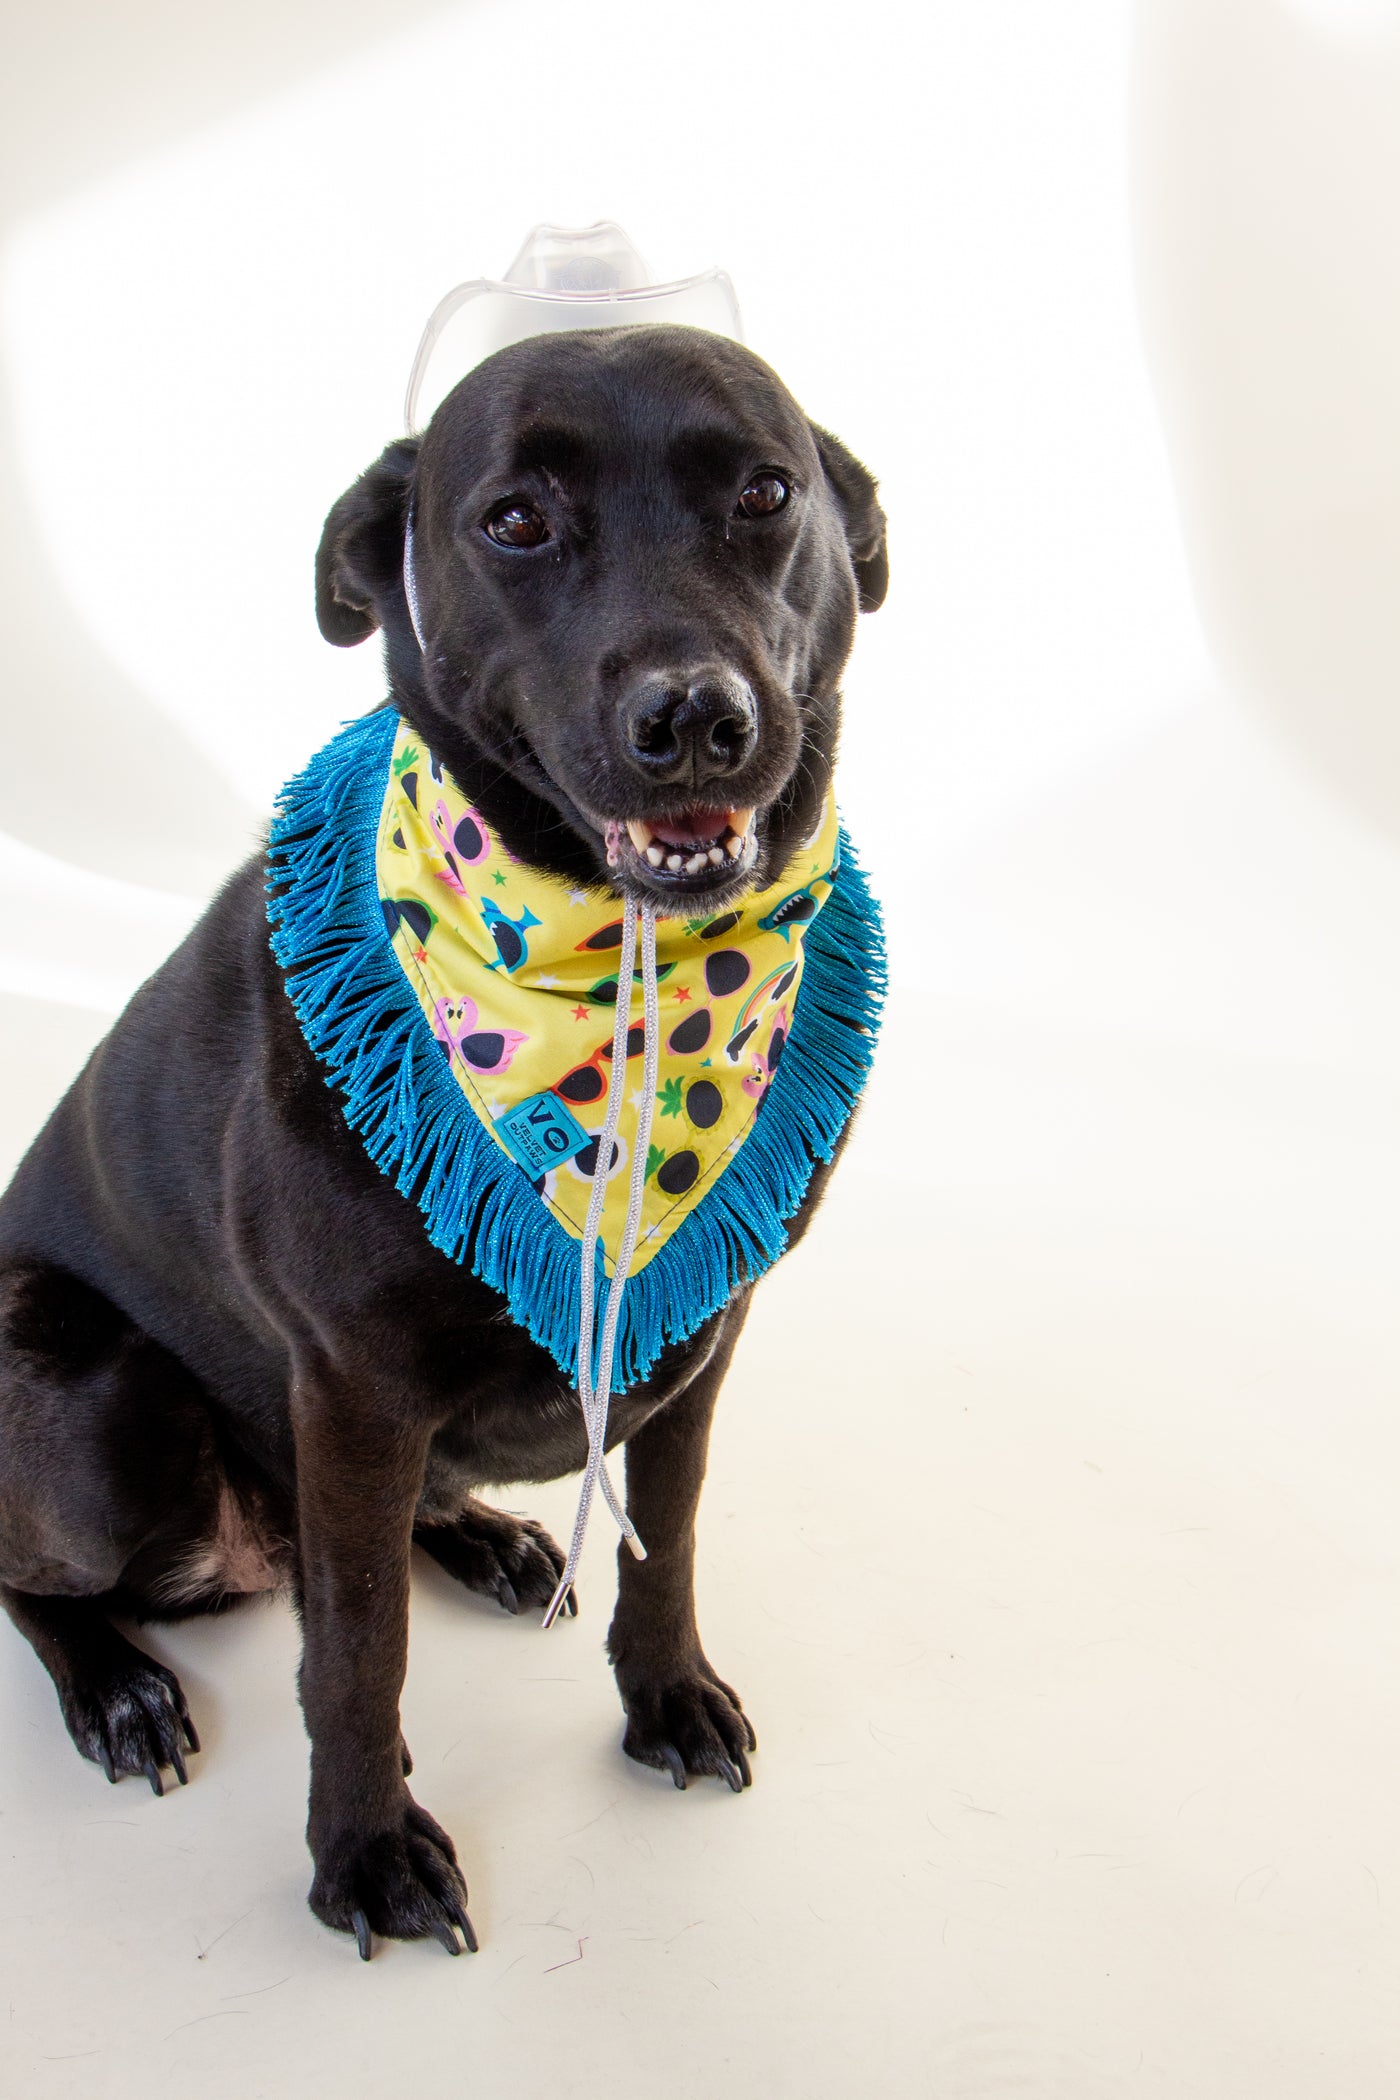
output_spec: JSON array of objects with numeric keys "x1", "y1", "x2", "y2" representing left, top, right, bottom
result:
[{"x1": 265, "y1": 708, "x2": 886, "y2": 1388}]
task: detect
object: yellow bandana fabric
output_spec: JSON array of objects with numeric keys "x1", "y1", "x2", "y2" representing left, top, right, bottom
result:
[{"x1": 375, "y1": 719, "x2": 839, "y2": 1277}]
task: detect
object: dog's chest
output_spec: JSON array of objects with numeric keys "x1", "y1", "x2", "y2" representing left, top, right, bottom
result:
[{"x1": 415, "y1": 1353, "x2": 674, "y2": 1507}]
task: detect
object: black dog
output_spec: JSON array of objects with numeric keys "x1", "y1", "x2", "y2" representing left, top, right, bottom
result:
[{"x1": 0, "y1": 325, "x2": 886, "y2": 1958}]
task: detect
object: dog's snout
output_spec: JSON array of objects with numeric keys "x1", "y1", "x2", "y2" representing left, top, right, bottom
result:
[{"x1": 622, "y1": 670, "x2": 758, "y2": 784}]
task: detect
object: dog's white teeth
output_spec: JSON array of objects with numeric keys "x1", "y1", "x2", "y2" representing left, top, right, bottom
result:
[{"x1": 629, "y1": 806, "x2": 754, "y2": 876}]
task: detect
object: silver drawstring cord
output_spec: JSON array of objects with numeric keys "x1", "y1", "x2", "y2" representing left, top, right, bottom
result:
[{"x1": 542, "y1": 896, "x2": 661, "y2": 1626}]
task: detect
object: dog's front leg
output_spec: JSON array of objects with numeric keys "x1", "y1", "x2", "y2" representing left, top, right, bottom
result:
[
  {"x1": 291, "y1": 1362, "x2": 475, "y2": 1960},
  {"x1": 607, "y1": 1299, "x2": 758, "y2": 1792}
]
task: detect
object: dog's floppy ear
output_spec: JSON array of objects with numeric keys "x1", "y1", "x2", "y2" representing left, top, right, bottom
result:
[
  {"x1": 315, "y1": 438, "x2": 420, "y2": 647},
  {"x1": 810, "y1": 424, "x2": 889, "y2": 613}
]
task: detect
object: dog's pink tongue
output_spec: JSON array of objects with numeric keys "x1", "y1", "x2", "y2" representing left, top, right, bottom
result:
[{"x1": 647, "y1": 808, "x2": 731, "y2": 847}]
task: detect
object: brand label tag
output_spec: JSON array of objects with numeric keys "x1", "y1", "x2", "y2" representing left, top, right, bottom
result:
[{"x1": 497, "y1": 1089, "x2": 591, "y2": 1175}]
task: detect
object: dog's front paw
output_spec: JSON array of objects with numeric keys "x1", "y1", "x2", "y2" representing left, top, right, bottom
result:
[
  {"x1": 309, "y1": 1796, "x2": 478, "y2": 1961},
  {"x1": 620, "y1": 1664, "x2": 757, "y2": 1792}
]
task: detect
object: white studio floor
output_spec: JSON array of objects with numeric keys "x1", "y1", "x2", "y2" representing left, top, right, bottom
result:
[{"x1": 1, "y1": 693, "x2": 1398, "y2": 2098}]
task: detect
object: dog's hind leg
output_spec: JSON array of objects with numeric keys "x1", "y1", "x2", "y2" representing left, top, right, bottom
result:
[
  {"x1": 1, "y1": 1587, "x2": 197, "y2": 1793},
  {"x1": 0, "y1": 1261, "x2": 227, "y2": 1789},
  {"x1": 414, "y1": 1497, "x2": 573, "y2": 1618}
]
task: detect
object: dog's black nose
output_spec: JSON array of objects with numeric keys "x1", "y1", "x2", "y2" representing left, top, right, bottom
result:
[{"x1": 622, "y1": 670, "x2": 757, "y2": 783}]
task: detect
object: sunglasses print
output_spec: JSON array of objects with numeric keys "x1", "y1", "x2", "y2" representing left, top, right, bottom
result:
[
  {"x1": 552, "y1": 1021, "x2": 647, "y2": 1107},
  {"x1": 690, "y1": 910, "x2": 741, "y2": 940},
  {"x1": 632, "y1": 946, "x2": 753, "y2": 1064},
  {"x1": 585, "y1": 962, "x2": 678, "y2": 1005},
  {"x1": 576, "y1": 919, "x2": 626, "y2": 954},
  {"x1": 572, "y1": 913, "x2": 684, "y2": 1005},
  {"x1": 382, "y1": 896, "x2": 437, "y2": 946},
  {"x1": 562, "y1": 1128, "x2": 628, "y2": 1184}
]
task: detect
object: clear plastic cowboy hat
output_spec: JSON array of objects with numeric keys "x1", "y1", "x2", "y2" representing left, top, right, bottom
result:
[{"x1": 403, "y1": 220, "x2": 743, "y2": 430}]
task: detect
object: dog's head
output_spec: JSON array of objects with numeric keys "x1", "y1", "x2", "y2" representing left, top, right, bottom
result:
[{"x1": 316, "y1": 325, "x2": 886, "y2": 902}]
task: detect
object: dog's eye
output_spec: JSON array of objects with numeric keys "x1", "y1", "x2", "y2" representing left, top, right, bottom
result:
[
  {"x1": 735, "y1": 474, "x2": 789, "y2": 519},
  {"x1": 484, "y1": 501, "x2": 551, "y2": 549}
]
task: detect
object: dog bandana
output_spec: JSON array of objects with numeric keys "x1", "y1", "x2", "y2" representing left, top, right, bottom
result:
[{"x1": 267, "y1": 708, "x2": 885, "y2": 1612}]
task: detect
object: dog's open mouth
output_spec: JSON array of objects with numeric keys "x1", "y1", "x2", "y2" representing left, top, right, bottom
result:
[{"x1": 602, "y1": 805, "x2": 759, "y2": 893}]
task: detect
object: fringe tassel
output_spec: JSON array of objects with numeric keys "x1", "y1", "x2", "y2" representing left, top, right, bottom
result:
[{"x1": 265, "y1": 709, "x2": 887, "y2": 1389}]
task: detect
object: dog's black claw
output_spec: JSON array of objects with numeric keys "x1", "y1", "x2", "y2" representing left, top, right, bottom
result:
[
  {"x1": 565, "y1": 1587, "x2": 579, "y2": 1618},
  {"x1": 59, "y1": 1653, "x2": 198, "y2": 1794},
  {"x1": 417, "y1": 1507, "x2": 569, "y2": 1621},
  {"x1": 621, "y1": 1667, "x2": 758, "y2": 1793},
  {"x1": 313, "y1": 1800, "x2": 475, "y2": 1959},
  {"x1": 181, "y1": 1714, "x2": 200, "y2": 1756}
]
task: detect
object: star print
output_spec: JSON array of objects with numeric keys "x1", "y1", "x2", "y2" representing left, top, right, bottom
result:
[
  {"x1": 413, "y1": 946, "x2": 427, "y2": 963},
  {"x1": 567, "y1": 889, "x2": 589, "y2": 906},
  {"x1": 572, "y1": 1004, "x2": 589, "y2": 1021},
  {"x1": 674, "y1": 985, "x2": 693, "y2": 1004},
  {"x1": 492, "y1": 870, "x2": 508, "y2": 887},
  {"x1": 536, "y1": 974, "x2": 558, "y2": 989},
  {"x1": 628, "y1": 1088, "x2": 646, "y2": 1109}
]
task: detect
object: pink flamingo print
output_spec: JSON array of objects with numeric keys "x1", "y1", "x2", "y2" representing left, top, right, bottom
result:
[
  {"x1": 431, "y1": 995, "x2": 528, "y2": 1076},
  {"x1": 741, "y1": 1006, "x2": 790, "y2": 1100},
  {"x1": 429, "y1": 799, "x2": 492, "y2": 894}
]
